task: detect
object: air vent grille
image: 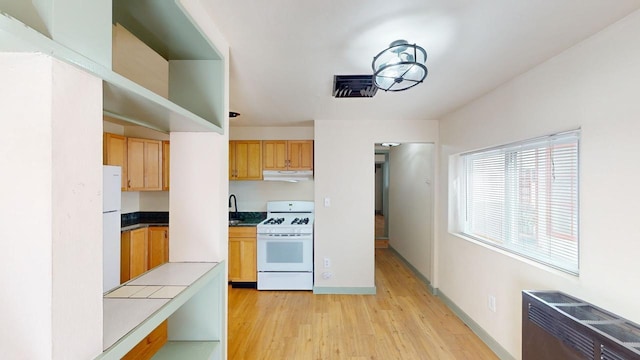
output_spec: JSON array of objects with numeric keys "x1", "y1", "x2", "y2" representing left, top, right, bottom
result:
[
  {"x1": 602, "y1": 345, "x2": 627, "y2": 360},
  {"x1": 333, "y1": 75, "x2": 378, "y2": 98}
]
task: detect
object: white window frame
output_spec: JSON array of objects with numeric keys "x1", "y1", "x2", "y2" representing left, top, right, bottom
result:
[{"x1": 457, "y1": 130, "x2": 580, "y2": 275}]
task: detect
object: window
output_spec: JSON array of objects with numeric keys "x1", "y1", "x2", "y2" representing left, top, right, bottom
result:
[{"x1": 460, "y1": 130, "x2": 579, "y2": 274}]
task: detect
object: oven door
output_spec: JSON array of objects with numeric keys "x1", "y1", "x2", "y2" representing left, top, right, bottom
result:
[{"x1": 257, "y1": 234, "x2": 313, "y2": 272}]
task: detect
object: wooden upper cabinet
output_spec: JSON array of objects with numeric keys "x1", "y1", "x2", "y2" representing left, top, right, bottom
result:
[
  {"x1": 104, "y1": 133, "x2": 167, "y2": 192},
  {"x1": 288, "y1": 140, "x2": 314, "y2": 170},
  {"x1": 162, "y1": 141, "x2": 170, "y2": 191},
  {"x1": 229, "y1": 140, "x2": 262, "y2": 180},
  {"x1": 262, "y1": 140, "x2": 288, "y2": 170},
  {"x1": 127, "y1": 138, "x2": 162, "y2": 191},
  {"x1": 263, "y1": 140, "x2": 313, "y2": 171},
  {"x1": 104, "y1": 133, "x2": 128, "y2": 190}
]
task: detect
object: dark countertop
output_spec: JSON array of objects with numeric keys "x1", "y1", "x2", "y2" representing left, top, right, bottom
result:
[
  {"x1": 121, "y1": 211, "x2": 169, "y2": 232},
  {"x1": 121, "y1": 223, "x2": 169, "y2": 232},
  {"x1": 229, "y1": 211, "x2": 266, "y2": 227}
]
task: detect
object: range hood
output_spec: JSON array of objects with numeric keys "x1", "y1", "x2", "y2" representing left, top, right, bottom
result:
[{"x1": 263, "y1": 170, "x2": 313, "y2": 182}]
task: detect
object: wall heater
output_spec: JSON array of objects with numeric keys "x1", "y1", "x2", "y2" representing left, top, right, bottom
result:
[{"x1": 522, "y1": 290, "x2": 640, "y2": 360}]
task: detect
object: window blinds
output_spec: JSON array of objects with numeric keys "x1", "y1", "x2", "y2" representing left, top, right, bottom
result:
[{"x1": 462, "y1": 130, "x2": 580, "y2": 274}]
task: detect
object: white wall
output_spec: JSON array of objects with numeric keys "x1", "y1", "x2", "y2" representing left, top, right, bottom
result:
[
  {"x1": 388, "y1": 144, "x2": 434, "y2": 281},
  {"x1": 170, "y1": 132, "x2": 228, "y2": 262},
  {"x1": 0, "y1": 54, "x2": 103, "y2": 359},
  {"x1": 437, "y1": 9, "x2": 640, "y2": 358},
  {"x1": 230, "y1": 126, "x2": 313, "y2": 140},
  {"x1": 229, "y1": 181, "x2": 314, "y2": 211},
  {"x1": 314, "y1": 120, "x2": 438, "y2": 292}
]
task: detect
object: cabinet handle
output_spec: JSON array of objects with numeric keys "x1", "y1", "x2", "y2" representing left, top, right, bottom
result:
[{"x1": 128, "y1": 179, "x2": 131, "y2": 188}]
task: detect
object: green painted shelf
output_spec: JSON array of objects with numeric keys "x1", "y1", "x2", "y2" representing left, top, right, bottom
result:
[
  {"x1": 151, "y1": 341, "x2": 220, "y2": 360},
  {"x1": 0, "y1": 7, "x2": 224, "y2": 134}
]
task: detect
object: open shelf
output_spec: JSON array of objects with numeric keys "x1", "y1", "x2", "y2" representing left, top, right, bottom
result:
[
  {"x1": 97, "y1": 262, "x2": 225, "y2": 360},
  {"x1": 0, "y1": 9, "x2": 223, "y2": 134},
  {"x1": 151, "y1": 341, "x2": 220, "y2": 360}
]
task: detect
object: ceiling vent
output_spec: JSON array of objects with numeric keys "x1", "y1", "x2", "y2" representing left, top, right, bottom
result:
[{"x1": 333, "y1": 75, "x2": 378, "y2": 98}]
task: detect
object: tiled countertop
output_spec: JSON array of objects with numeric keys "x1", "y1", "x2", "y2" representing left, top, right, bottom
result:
[{"x1": 102, "y1": 262, "x2": 220, "y2": 354}]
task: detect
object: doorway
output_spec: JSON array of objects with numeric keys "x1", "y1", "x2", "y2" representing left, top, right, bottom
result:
[
  {"x1": 374, "y1": 142, "x2": 435, "y2": 280},
  {"x1": 374, "y1": 147, "x2": 389, "y2": 247}
]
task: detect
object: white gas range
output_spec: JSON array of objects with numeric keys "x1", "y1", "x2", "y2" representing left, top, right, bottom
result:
[{"x1": 256, "y1": 201, "x2": 314, "y2": 290}]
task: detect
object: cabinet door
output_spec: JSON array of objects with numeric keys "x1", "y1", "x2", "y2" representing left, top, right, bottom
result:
[
  {"x1": 240, "y1": 239, "x2": 257, "y2": 281},
  {"x1": 148, "y1": 226, "x2": 169, "y2": 270},
  {"x1": 228, "y1": 227, "x2": 257, "y2": 282},
  {"x1": 127, "y1": 138, "x2": 162, "y2": 191},
  {"x1": 235, "y1": 141, "x2": 262, "y2": 180},
  {"x1": 162, "y1": 141, "x2": 170, "y2": 191},
  {"x1": 228, "y1": 238, "x2": 256, "y2": 282},
  {"x1": 104, "y1": 133, "x2": 128, "y2": 190},
  {"x1": 288, "y1": 140, "x2": 313, "y2": 170},
  {"x1": 263, "y1": 140, "x2": 288, "y2": 170},
  {"x1": 229, "y1": 141, "x2": 236, "y2": 179},
  {"x1": 127, "y1": 138, "x2": 146, "y2": 190},
  {"x1": 121, "y1": 228, "x2": 148, "y2": 283},
  {"x1": 228, "y1": 238, "x2": 242, "y2": 281},
  {"x1": 122, "y1": 320, "x2": 168, "y2": 360},
  {"x1": 144, "y1": 140, "x2": 162, "y2": 191}
]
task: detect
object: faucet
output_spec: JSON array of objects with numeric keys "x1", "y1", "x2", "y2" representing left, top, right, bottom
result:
[{"x1": 228, "y1": 194, "x2": 238, "y2": 219}]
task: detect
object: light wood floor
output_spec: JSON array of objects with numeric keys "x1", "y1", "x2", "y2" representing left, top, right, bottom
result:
[
  {"x1": 375, "y1": 214, "x2": 385, "y2": 238},
  {"x1": 228, "y1": 249, "x2": 498, "y2": 359}
]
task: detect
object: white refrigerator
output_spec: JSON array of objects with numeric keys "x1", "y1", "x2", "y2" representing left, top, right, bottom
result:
[{"x1": 103, "y1": 165, "x2": 122, "y2": 293}]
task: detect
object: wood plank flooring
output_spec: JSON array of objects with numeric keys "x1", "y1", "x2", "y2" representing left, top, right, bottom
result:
[
  {"x1": 228, "y1": 249, "x2": 499, "y2": 359},
  {"x1": 375, "y1": 214, "x2": 385, "y2": 238}
]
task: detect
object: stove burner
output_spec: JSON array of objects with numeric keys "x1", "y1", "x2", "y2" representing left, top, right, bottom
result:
[
  {"x1": 292, "y1": 217, "x2": 309, "y2": 225},
  {"x1": 265, "y1": 217, "x2": 285, "y2": 225}
]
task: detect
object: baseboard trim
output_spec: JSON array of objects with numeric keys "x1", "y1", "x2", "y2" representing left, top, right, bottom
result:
[
  {"x1": 437, "y1": 290, "x2": 515, "y2": 360},
  {"x1": 388, "y1": 246, "x2": 436, "y2": 294},
  {"x1": 387, "y1": 247, "x2": 514, "y2": 360},
  {"x1": 313, "y1": 286, "x2": 376, "y2": 295}
]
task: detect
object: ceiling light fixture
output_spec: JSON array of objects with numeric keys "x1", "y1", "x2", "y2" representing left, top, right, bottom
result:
[
  {"x1": 381, "y1": 142, "x2": 400, "y2": 147},
  {"x1": 229, "y1": 111, "x2": 240, "y2": 118},
  {"x1": 372, "y1": 40, "x2": 427, "y2": 92}
]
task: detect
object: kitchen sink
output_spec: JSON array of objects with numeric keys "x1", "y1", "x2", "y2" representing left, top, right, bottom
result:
[{"x1": 229, "y1": 219, "x2": 243, "y2": 226}]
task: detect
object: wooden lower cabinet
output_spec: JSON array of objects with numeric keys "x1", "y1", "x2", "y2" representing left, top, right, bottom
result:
[
  {"x1": 121, "y1": 227, "x2": 148, "y2": 283},
  {"x1": 229, "y1": 226, "x2": 257, "y2": 283},
  {"x1": 121, "y1": 320, "x2": 168, "y2": 360},
  {"x1": 148, "y1": 226, "x2": 169, "y2": 270},
  {"x1": 121, "y1": 226, "x2": 170, "y2": 359}
]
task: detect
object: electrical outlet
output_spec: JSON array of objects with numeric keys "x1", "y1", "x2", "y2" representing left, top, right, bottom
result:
[
  {"x1": 324, "y1": 197, "x2": 331, "y2": 207},
  {"x1": 488, "y1": 295, "x2": 497, "y2": 313},
  {"x1": 323, "y1": 257, "x2": 331, "y2": 268},
  {"x1": 322, "y1": 272, "x2": 333, "y2": 279}
]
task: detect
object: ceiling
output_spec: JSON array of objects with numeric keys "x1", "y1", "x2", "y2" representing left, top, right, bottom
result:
[{"x1": 202, "y1": 0, "x2": 640, "y2": 127}]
